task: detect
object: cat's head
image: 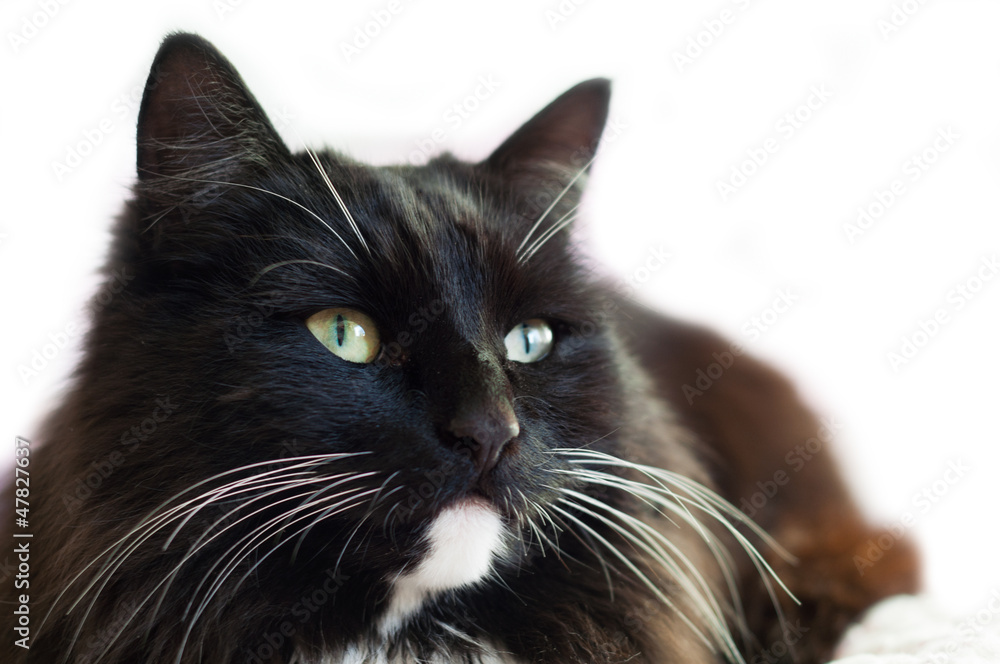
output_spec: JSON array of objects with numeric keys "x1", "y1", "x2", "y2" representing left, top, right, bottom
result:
[
  {"x1": 127, "y1": 36, "x2": 620, "y2": 523},
  {"x1": 58, "y1": 31, "x2": 658, "y2": 654}
]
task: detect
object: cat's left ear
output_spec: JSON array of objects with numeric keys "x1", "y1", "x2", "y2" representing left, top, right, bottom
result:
[
  {"x1": 483, "y1": 78, "x2": 611, "y2": 184},
  {"x1": 136, "y1": 33, "x2": 289, "y2": 207}
]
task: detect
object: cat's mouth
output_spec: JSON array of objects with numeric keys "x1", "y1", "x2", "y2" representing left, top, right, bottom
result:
[
  {"x1": 429, "y1": 478, "x2": 519, "y2": 529},
  {"x1": 462, "y1": 473, "x2": 518, "y2": 523}
]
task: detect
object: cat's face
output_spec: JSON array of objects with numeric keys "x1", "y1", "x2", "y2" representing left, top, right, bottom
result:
[{"x1": 75, "y1": 33, "x2": 634, "y2": 643}]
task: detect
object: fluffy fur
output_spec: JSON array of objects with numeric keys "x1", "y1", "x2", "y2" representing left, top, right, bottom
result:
[{"x1": 0, "y1": 33, "x2": 918, "y2": 664}]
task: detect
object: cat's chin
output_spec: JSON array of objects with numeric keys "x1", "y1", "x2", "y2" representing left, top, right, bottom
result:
[
  {"x1": 408, "y1": 496, "x2": 505, "y2": 592},
  {"x1": 380, "y1": 496, "x2": 506, "y2": 633}
]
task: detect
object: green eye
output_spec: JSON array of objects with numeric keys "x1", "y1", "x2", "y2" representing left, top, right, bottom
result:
[
  {"x1": 306, "y1": 308, "x2": 381, "y2": 364},
  {"x1": 504, "y1": 319, "x2": 553, "y2": 363}
]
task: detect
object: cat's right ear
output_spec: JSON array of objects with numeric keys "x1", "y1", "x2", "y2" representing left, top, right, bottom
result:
[
  {"x1": 136, "y1": 33, "x2": 289, "y2": 211},
  {"x1": 484, "y1": 78, "x2": 611, "y2": 185}
]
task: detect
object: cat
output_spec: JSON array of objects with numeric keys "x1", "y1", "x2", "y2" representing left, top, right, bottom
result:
[{"x1": 1, "y1": 32, "x2": 919, "y2": 664}]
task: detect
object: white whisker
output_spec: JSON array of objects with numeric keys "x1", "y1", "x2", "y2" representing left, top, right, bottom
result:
[
  {"x1": 52, "y1": 453, "x2": 368, "y2": 656},
  {"x1": 555, "y1": 489, "x2": 737, "y2": 660},
  {"x1": 97, "y1": 481, "x2": 341, "y2": 662},
  {"x1": 251, "y1": 258, "x2": 349, "y2": 285},
  {"x1": 182, "y1": 484, "x2": 378, "y2": 620},
  {"x1": 304, "y1": 146, "x2": 371, "y2": 256},
  {"x1": 546, "y1": 447, "x2": 803, "y2": 662},
  {"x1": 60, "y1": 465, "x2": 333, "y2": 645},
  {"x1": 518, "y1": 209, "x2": 579, "y2": 264},
  {"x1": 327, "y1": 473, "x2": 406, "y2": 571},
  {"x1": 548, "y1": 501, "x2": 718, "y2": 655},
  {"x1": 556, "y1": 452, "x2": 797, "y2": 612},
  {"x1": 149, "y1": 173, "x2": 360, "y2": 260},
  {"x1": 514, "y1": 156, "x2": 596, "y2": 256},
  {"x1": 175, "y1": 489, "x2": 379, "y2": 664},
  {"x1": 437, "y1": 621, "x2": 485, "y2": 649}
]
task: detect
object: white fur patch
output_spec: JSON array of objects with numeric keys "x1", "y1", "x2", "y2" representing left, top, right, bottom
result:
[{"x1": 380, "y1": 497, "x2": 505, "y2": 633}]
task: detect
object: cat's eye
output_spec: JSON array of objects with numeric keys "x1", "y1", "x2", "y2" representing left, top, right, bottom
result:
[
  {"x1": 306, "y1": 308, "x2": 381, "y2": 364},
  {"x1": 504, "y1": 319, "x2": 553, "y2": 363}
]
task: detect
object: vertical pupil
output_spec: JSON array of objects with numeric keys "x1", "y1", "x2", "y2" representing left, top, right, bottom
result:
[
  {"x1": 335, "y1": 314, "x2": 346, "y2": 347},
  {"x1": 521, "y1": 324, "x2": 531, "y2": 355}
]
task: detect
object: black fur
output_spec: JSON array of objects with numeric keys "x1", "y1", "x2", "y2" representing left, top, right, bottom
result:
[{"x1": 1, "y1": 33, "x2": 918, "y2": 664}]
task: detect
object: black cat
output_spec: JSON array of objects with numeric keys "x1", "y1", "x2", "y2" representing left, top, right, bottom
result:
[{"x1": 1, "y1": 33, "x2": 918, "y2": 664}]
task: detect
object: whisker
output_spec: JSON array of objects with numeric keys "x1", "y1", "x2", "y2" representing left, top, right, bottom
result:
[
  {"x1": 97, "y1": 482, "x2": 340, "y2": 662},
  {"x1": 154, "y1": 473, "x2": 372, "y2": 609},
  {"x1": 556, "y1": 489, "x2": 737, "y2": 659},
  {"x1": 145, "y1": 173, "x2": 360, "y2": 260},
  {"x1": 545, "y1": 508, "x2": 611, "y2": 577},
  {"x1": 557, "y1": 467, "x2": 748, "y2": 634},
  {"x1": 250, "y1": 259, "x2": 349, "y2": 286},
  {"x1": 283, "y1": 470, "x2": 387, "y2": 558},
  {"x1": 61, "y1": 468, "x2": 324, "y2": 645},
  {"x1": 551, "y1": 447, "x2": 799, "y2": 656},
  {"x1": 514, "y1": 156, "x2": 596, "y2": 256},
  {"x1": 183, "y1": 485, "x2": 376, "y2": 620},
  {"x1": 548, "y1": 501, "x2": 719, "y2": 656},
  {"x1": 518, "y1": 208, "x2": 579, "y2": 264},
  {"x1": 437, "y1": 621, "x2": 485, "y2": 649},
  {"x1": 174, "y1": 490, "x2": 379, "y2": 664},
  {"x1": 52, "y1": 454, "x2": 367, "y2": 651},
  {"x1": 563, "y1": 459, "x2": 795, "y2": 605},
  {"x1": 553, "y1": 449, "x2": 795, "y2": 564},
  {"x1": 330, "y1": 476, "x2": 406, "y2": 572},
  {"x1": 303, "y1": 146, "x2": 371, "y2": 256}
]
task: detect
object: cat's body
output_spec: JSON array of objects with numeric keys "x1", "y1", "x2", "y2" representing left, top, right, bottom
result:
[{"x1": 1, "y1": 34, "x2": 917, "y2": 664}]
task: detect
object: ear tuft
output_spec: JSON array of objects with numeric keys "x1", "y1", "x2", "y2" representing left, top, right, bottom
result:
[{"x1": 136, "y1": 32, "x2": 287, "y2": 200}]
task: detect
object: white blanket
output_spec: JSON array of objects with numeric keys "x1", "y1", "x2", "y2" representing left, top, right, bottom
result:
[{"x1": 832, "y1": 594, "x2": 1000, "y2": 664}]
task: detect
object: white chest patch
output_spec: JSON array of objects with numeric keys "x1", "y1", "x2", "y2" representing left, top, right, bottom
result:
[
  {"x1": 380, "y1": 497, "x2": 506, "y2": 634},
  {"x1": 327, "y1": 645, "x2": 521, "y2": 664}
]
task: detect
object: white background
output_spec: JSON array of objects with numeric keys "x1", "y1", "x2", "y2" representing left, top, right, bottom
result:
[{"x1": 2, "y1": 0, "x2": 998, "y2": 618}]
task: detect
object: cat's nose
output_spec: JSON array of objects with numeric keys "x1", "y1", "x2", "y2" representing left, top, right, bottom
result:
[{"x1": 448, "y1": 399, "x2": 519, "y2": 475}]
